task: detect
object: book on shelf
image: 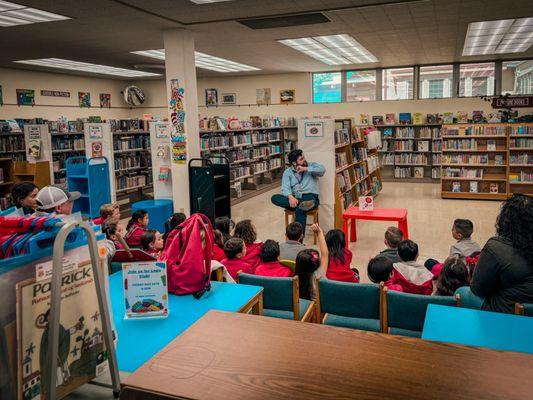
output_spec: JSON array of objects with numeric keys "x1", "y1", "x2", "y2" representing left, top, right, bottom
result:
[
  {"x1": 383, "y1": 127, "x2": 393, "y2": 137},
  {"x1": 443, "y1": 113, "x2": 454, "y2": 124},
  {"x1": 359, "y1": 114, "x2": 369, "y2": 125},
  {"x1": 431, "y1": 167, "x2": 441, "y2": 179},
  {"x1": 452, "y1": 182, "x2": 461, "y2": 192},
  {"x1": 334, "y1": 128, "x2": 350, "y2": 146},
  {"x1": 426, "y1": 114, "x2": 437, "y2": 124},
  {"x1": 457, "y1": 111, "x2": 468, "y2": 124},
  {"x1": 472, "y1": 110, "x2": 484, "y2": 123},
  {"x1": 469, "y1": 181, "x2": 478, "y2": 193},
  {"x1": 158, "y1": 166, "x2": 170, "y2": 181},
  {"x1": 487, "y1": 140, "x2": 496, "y2": 151},
  {"x1": 494, "y1": 155, "x2": 504, "y2": 166},
  {"x1": 372, "y1": 115, "x2": 384, "y2": 125},
  {"x1": 335, "y1": 153, "x2": 348, "y2": 169},
  {"x1": 414, "y1": 167, "x2": 424, "y2": 179},
  {"x1": 509, "y1": 173, "x2": 520, "y2": 182},
  {"x1": 417, "y1": 141, "x2": 429, "y2": 152},
  {"x1": 385, "y1": 114, "x2": 395, "y2": 125},
  {"x1": 490, "y1": 183, "x2": 499, "y2": 193},
  {"x1": 412, "y1": 113, "x2": 423, "y2": 125},
  {"x1": 399, "y1": 113, "x2": 412, "y2": 125}
]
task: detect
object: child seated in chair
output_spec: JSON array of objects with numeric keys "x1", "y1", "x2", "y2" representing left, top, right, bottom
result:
[
  {"x1": 325, "y1": 229, "x2": 359, "y2": 283},
  {"x1": 254, "y1": 240, "x2": 293, "y2": 277},
  {"x1": 140, "y1": 229, "x2": 164, "y2": 258},
  {"x1": 391, "y1": 240, "x2": 433, "y2": 295},
  {"x1": 125, "y1": 209, "x2": 149, "y2": 247},
  {"x1": 221, "y1": 238, "x2": 250, "y2": 280},
  {"x1": 432, "y1": 256, "x2": 470, "y2": 296},
  {"x1": 367, "y1": 256, "x2": 402, "y2": 292},
  {"x1": 233, "y1": 219, "x2": 263, "y2": 270},
  {"x1": 296, "y1": 224, "x2": 328, "y2": 301},
  {"x1": 93, "y1": 203, "x2": 120, "y2": 225},
  {"x1": 279, "y1": 221, "x2": 306, "y2": 261}
]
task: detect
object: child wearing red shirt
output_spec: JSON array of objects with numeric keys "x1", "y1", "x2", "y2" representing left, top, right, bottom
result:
[
  {"x1": 325, "y1": 229, "x2": 359, "y2": 283},
  {"x1": 221, "y1": 237, "x2": 250, "y2": 280},
  {"x1": 125, "y1": 209, "x2": 149, "y2": 247},
  {"x1": 390, "y1": 240, "x2": 433, "y2": 295},
  {"x1": 234, "y1": 219, "x2": 263, "y2": 271},
  {"x1": 93, "y1": 203, "x2": 120, "y2": 225},
  {"x1": 367, "y1": 255, "x2": 403, "y2": 292},
  {"x1": 212, "y1": 229, "x2": 226, "y2": 262},
  {"x1": 254, "y1": 240, "x2": 293, "y2": 278},
  {"x1": 140, "y1": 229, "x2": 164, "y2": 258}
]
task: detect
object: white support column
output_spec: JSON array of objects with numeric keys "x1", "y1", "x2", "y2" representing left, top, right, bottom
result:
[{"x1": 163, "y1": 29, "x2": 200, "y2": 214}]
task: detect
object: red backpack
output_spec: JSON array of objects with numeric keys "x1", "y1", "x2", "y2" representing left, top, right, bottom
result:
[{"x1": 160, "y1": 213, "x2": 213, "y2": 298}]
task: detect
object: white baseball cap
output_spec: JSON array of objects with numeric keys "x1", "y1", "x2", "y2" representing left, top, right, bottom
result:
[{"x1": 36, "y1": 186, "x2": 81, "y2": 210}]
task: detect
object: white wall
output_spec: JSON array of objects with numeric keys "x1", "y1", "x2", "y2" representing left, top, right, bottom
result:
[{"x1": 0, "y1": 67, "x2": 132, "y2": 120}]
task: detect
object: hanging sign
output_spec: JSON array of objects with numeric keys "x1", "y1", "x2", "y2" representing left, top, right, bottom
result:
[
  {"x1": 28, "y1": 126, "x2": 41, "y2": 140},
  {"x1": 304, "y1": 121, "x2": 324, "y2": 138},
  {"x1": 491, "y1": 96, "x2": 533, "y2": 108},
  {"x1": 89, "y1": 126, "x2": 103, "y2": 139},
  {"x1": 41, "y1": 90, "x2": 70, "y2": 98},
  {"x1": 122, "y1": 261, "x2": 169, "y2": 319}
]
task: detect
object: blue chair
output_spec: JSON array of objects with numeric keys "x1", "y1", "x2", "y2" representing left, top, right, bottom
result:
[
  {"x1": 316, "y1": 279, "x2": 381, "y2": 332},
  {"x1": 454, "y1": 286, "x2": 484, "y2": 309},
  {"x1": 237, "y1": 273, "x2": 315, "y2": 321},
  {"x1": 383, "y1": 287, "x2": 458, "y2": 337},
  {"x1": 515, "y1": 303, "x2": 533, "y2": 317}
]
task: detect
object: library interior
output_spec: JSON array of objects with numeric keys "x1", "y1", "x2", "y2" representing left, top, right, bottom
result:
[{"x1": 1, "y1": 0, "x2": 533, "y2": 399}]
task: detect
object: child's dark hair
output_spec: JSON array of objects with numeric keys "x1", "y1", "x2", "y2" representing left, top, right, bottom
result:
[
  {"x1": 435, "y1": 256, "x2": 470, "y2": 296},
  {"x1": 453, "y1": 219, "x2": 474, "y2": 239},
  {"x1": 397, "y1": 240, "x2": 418, "y2": 262},
  {"x1": 140, "y1": 229, "x2": 157, "y2": 251},
  {"x1": 286, "y1": 222, "x2": 303, "y2": 241},
  {"x1": 163, "y1": 212, "x2": 186, "y2": 240},
  {"x1": 385, "y1": 226, "x2": 403, "y2": 248},
  {"x1": 296, "y1": 249, "x2": 320, "y2": 300},
  {"x1": 234, "y1": 219, "x2": 257, "y2": 245},
  {"x1": 102, "y1": 222, "x2": 118, "y2": 240},
  {"x1": 127, "y1": 209, "x2": 148, "y2": 231},
  {"x1": 213, "y1": 229, "x2": 224, "y2": 248},
  {"x1": 260, "y1": 239, "x2": 280, "y2": 263},
  {"x1": 224, "y1": 237, "x2": 245, "y2": 259},
  {"x1": 325, "y1": 229, "x2": 346, "y2": 264},
  {"x1": 215, "y1": 216, "x2": 234, "y2": 243},
  {"x1": 367, "y1": 256, "x2": 394, "y2": 284}
]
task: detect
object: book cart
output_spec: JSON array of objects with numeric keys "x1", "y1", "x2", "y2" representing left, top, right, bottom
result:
[{"x1": 0, "y1": 220, "x2": 119, "y2": 400}]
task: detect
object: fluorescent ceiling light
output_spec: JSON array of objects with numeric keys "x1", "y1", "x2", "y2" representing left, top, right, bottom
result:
[
  {"x1": 278, "y1": 34, "x2": 377, "y2": 65},
  {"x1": 0, "y1": 1, "x2": 69, "y2": 27},
  {"x1": 190, "y1": 0, "x2": 233, "y2": 3},
  {"x1": 463, "y1": 18, "x2": 533, "y2": 56},
  {"x1": 131, "y1": 49, "x2": 260, "y2": 72},
  {"x1": 13, "y1": 58, "x2": 160, "y2": 77}
]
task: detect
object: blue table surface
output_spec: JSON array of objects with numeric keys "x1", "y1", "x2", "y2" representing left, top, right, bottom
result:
[
  {"x1": 109, "y1": 270, "x2": 263, "y2": 372},
  {"x1": 422, "y1": 304, "x2": 533, "y2": 355}
]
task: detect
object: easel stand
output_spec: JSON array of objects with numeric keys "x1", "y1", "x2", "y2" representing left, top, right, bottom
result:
[{"x1": 45, "y1": 221, "x2": 120, "y2": 399}]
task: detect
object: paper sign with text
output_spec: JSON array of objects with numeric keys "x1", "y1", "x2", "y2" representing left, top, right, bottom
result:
[
  {"x1": 358, "y1": 196, "x2": 374, "y2": 211},
  {"x1": 123, "y1": 261, "x2": 168, "y2": 319}
]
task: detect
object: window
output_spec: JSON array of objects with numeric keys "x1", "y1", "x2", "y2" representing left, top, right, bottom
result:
[
  {"x1": 382, "y1": 67, "x2": 414, "y2": 100},
  {"x1": 419, "y1": 65, "x2": 453, "y2": 99},
  {"x1": 502, "y1": 60, "x2": 533, "y2": 95},
  {"x1": 346, "y1": 70, "x2": 376, "y2": 101},
  {"x1": 312, "y1": 72, "x2": 342, "y2": 103},
  {"x1": 459, "y1": 62, "x2": 495, "y2": 97}
]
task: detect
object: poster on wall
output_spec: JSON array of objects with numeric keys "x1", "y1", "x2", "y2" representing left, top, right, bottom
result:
[
  {"x1": 256, "y1": 88, "x2": 271, "y2": 105},
  {"x1": 221, "y1": 93, "x2": 236, "y2": 105},
  {"x1": 78, "y1": 92, "x2": 91, "y2": 108},
  {"x1": 169, "y1": 79, "x2": 187, "y2": 164},
  {"x1": 205, "y1": 88, "x2": 218, "y2": 107},
  {"x1": 304, "y1": 121, "x2": 324, "y2": 138},
  {"x1": 16, "y1": 89, "x2": 35, "y2": 106},
  {"x1": 16, "y1": 262, "x2": 109, "y2": 400},
  {"x1": 122, "y1": 261, "x2": 168, "y2": 319},
  {"x1": 280, "y1": 89, "x2": 295, "y2": 104},
  {"x1": 89, "y1": 126, "x2": 103, "y2": 139},
  {"x1": 99, "y1": 93, "x2": 111, "y2": 108},
  {"x1": 91, "y1": 142, "x2": 103, "y2": 158},
  {"x1": 155, "y1": 123, "x2": 169, "y2": 139}
]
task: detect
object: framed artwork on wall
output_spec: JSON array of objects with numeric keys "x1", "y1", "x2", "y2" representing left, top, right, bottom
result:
[
  {"x1": 205, "y1": 88, "x2": 218, "y2": 107},
  {"x1": 221, "y1": 93, "x2": 236, "y2": 105},
  {"x1": 280, "y1": 89, "x2": 295, "y2": 104}
]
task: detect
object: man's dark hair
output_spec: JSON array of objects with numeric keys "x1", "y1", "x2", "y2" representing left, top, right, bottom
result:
[
  {"x1": 453, "y1": 219, "x2": 474, "y2": 238},
  {"x1": 288, "y1": 149, "x2": 303, "y2": 165},
  {"x1": 224, "y1": 238, "x2": 245, "y2": 259},
  {"x1": 260, "y1": 239, "x2": 280, "y2": 263},
  {"x1": 397, "y1": 240, "x2": 419, "y2": 262},
  {"x1": 367, "y1": 256, "x2": 394, "y2": 283},
  {"x1": 286, "y1": 222, "x2": 303, "y2": 241}
]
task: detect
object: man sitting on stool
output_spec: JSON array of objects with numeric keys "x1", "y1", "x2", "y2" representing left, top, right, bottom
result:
[{"x1": 271, "y1": 149, "x2": 325, "y2": 234}]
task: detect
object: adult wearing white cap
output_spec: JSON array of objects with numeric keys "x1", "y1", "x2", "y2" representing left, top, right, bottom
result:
[{"x1": 35, "y1": 186, "x2": 81, "y2": 216}]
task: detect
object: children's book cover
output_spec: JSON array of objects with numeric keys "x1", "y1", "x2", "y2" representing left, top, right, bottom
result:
[
  {"x1": 372, "y1": 115, "x2": 384, "y2": 125},
  {"x1": 452, "y1": 182, "x2": 461, "y2": 192},
  {"x1": 469, "y1": 181, "x2": 478, "y2": 193},
  {"x1": 426, "y1": 114, "x2": 437, "y2": 124},
  {"x1": 158, "y1": 166, "x2": 170, "y2": 181},
  {"x1": 414, "y1": 167, "x2": 424, "y2": 178},
  {"x1": 28, "y1": 140, "x2": 41, "y2": 159},
  {"x1": 412, "y1": 112, "x2": 423, "y2": 125},
  {"x1": 457, "y1": 111, "x2": 468, "y2": 124},
  {"x1": 399, "y1": 113, "x2": 412, "y2": 125},
  {"x1": 472, "y1": 110, "x2": 484, "y2": 123},
  {"x1": 385, "y1": 113, "x2": 395, "y2": 125},
  {"x1": 91, "y1": 142, "x2": 102, "y2": 158},
  {"x1": 442, "y1": 112, "x2": 454, "y2": 124},
  {"x1": 359, "y1": 114, "x2": 369, "y2": 125}
]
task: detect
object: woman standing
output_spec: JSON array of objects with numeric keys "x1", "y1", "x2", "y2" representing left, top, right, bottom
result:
[
  {"x1": 471, "y1": 194, "x2": 533, "y2": 313},
  {"x1": 11, "y1": 181, "x2": 39, "y2": 215}
]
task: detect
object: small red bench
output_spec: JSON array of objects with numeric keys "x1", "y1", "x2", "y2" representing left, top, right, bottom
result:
[{"x1": 342, "y1": 206, "x2": 409, "y2": 242}]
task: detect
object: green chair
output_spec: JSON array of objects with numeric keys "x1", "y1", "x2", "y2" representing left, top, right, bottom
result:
[
  {"x1": 454, "y1": 286, "x2": 484, "y2": 309},
  {"x1": 383, "y1": 287, "x2": 458, "y2": 338},
  {"x1": 279, "y1": 259, "x2": 296, "y2": 274},
  {"x1": 237, "y1": 272, "x2": 314, "y2": 321},
  {"x1": 515, "y1": 303, "x2": 533, "y2": 317},
  {"x1": 316, "y1": 279, "x2": 381, "y2": 332}
]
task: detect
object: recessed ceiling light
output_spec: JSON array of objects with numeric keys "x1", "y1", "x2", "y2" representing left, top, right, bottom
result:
[
  {"x1": 278, "y1": 34, "x2": 378, "y2": 65},
  {"x1": 0, "y1": 1, "x2": 69, "y2": 27},
  {"x1": 190, "y1": 0, "x2": 233, "y2": 3},
  {"x1": 13, "y1": 58, "x2": 160, "y2": 77},
  {"x1": 131, "y1": 49, "x2": 260, "y2": 72},
  {"x1": 463, "y1": 18, "x2": 533, "y2": 56}
]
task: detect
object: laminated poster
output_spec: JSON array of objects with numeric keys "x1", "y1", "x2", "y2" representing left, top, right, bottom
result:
[
  {"x1": 358, "y1": 196, "x2": 374, "y2": 211},
  {"x1": 16, "y1": 262, "x2": 109, "y2": 400},
  {"x1": 91, "y1": 142, "x2": 103, "y2": 158},
  {"x1": 122, "y1": 261, "x2": 168, "y2": 319},
  {"x1": 99, "y1": 93, "x2": 111, "y2": 108},
  {"x1": 78, "y1": 92, "x2": 91, "y2": 108},
  {"x1": 304, "y1": 121, "x2": 324, "y2": 138}
]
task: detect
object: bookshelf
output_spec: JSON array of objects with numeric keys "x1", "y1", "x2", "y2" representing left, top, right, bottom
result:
[
  {"x1": 0, "y1": 158, "x2": 14, "y2": 210},
  {"x1": 49, "y1": 121, "x2": 85, "y2": 185},
  {"x1": 334, "y1": 119, "x2": 382, "y2": 228},
  {"x1": 374, "y1": 124, "x2": 442, "y2": 182},
  {"x1": 0, "y1": 120, "x2": 26, "y2": 162},
  {"x1": 508, "y1": 123, "x2": 533, "y2": 197},
  {"x1": 441, "y1": 123, "x2": 508, "y2": 200}
]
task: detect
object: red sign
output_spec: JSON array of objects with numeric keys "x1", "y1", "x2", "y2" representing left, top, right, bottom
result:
[
  {"x1": 491, "y1": 96, "x2": 533, "y2": 108},
  {"x1": 40, "y1": 90, "x2": 70, "y2": 98}
]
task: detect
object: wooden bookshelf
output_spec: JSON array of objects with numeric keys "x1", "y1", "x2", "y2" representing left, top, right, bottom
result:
[
  {"x1": 0, "y1": 121, "x2": 26, "y2": 162},
  {"x1": 334, "y1": 119, "x2": 382, "y2": 229},
  {"x1": 371, "y1": 123, "x2": 442, "y2": 182},
  {"x1": 0, "y1": 158, "x2": 14, "y2": 210},
  {"x1": 13, "y1": 160, "x2": 51, "y2": 188},
  {"x1": 50, "y1": 125, "x2": 85, "y2": 185},
  {"x1": 508, "y1": 123, "x2": 533, "y2": 197}
]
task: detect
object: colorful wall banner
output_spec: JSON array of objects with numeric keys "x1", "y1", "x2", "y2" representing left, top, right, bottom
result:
[{"x1": 168, "y1": 79, "x2": 187, "y2": 164}]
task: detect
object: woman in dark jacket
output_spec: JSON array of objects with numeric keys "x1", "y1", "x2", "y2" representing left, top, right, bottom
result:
[{"x1": 471, "y1": 194, "x2": 533, "y2": 313}]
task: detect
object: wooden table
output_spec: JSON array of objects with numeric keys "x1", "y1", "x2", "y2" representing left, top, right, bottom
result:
[
  {"x1": 343, "y1": 206, "x2": 408, "y2": 242},
  {"x1": 121, "y1": 310, "x2": 533, "y2": 400}
]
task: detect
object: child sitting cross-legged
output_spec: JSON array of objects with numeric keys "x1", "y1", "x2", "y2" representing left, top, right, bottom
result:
[
  {"x1": 390, "y1": 240, "x2": 434, "y2": 295},
  {"x1": 325, "y1": 229, "x2": 359, "y2": 283},
  {"x1": 140, "y1": 229, "x2": 164, "y2": 258},
  {"x1": 254, "y1": 239, "x2": 293, "y2": 277},
  {"x1": 221, "y1": 237, "x2": 250, "y2": 280},
  {"x1": 367, "y1": 256, "x2": 403, "y2": 292}
]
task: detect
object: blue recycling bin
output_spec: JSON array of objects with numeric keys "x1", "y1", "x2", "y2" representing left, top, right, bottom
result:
[{"x1": 131, "y1": 199, "x2": 174, "y2": 233}]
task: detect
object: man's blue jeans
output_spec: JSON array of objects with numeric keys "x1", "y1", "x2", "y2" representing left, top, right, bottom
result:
[{"x1": 271, "y1": 193, "x2": 319, "y2": 234}]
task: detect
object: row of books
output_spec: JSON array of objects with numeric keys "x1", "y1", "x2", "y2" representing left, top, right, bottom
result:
[
  {"x1": 362, "y1": 111, "x2": 496, "y2": 126},
  {"x1": 110, "y1": 119, "x2": 150, "y2": 132},
  {"x1": 116, "y1": 174, "x2": 151, "y2": 191},
  {"x1": 509, "y1": 171, "x2": 533, "y2": 182},
  {"x1": 252, "y1": 132, "x2": 268, "y2": 144},
  {"x1": 432, "y1": 154, "x2": 441, "y2": 165},
  {"x1": 367, "y1": 155, "x2": 379, "y2": 173},
  {"x1": 232, "y1": 133, "x2": 252, "y2": 146},
  {"x1": 381, "y1": 153, "x2": 394, "y2": 166},
  {"x1": 450, "y1": 181, "x2": 501, "y2": 193},
  {"x1": 0, "y1": 136, "x2": 25, "y2": 153},
  {"x1": 252, "y1": 147, "x2": 269, "y2": 159},
  {"x1": 396, "y1": 127, "x2": 415, "y2": 138},
  {"x1": 394, "y1": 141, "x2": 430, "y2": 152},
  {"x1": 335, "y1": 153, "x2": 349, "y2": 169},
  {"x1": 510, "y1": 126, "x2": 533, "y2": 135},
  {"x1": 334, "y1": 129, "x2": 350, "y2": 146},
  {"x1": 201, "y1": 135, "x2": 230, "y2": 150},
  {"x1": 114, "y1": 155, "x2": 151, "y2": 171},
  {"x1": 337, "y1": 170, "x2": 351, "y2": 193},
  {"x1": 354, "y1": 164, "x2": 368, "y2": 181},
  {"x1": 51, "y1": 139, "x2": 85, "y2": 151},
  {"x1": 420, "y1": 127, "x2": 441, "y2": 139},
  {"x1": 510, "y1": 138, "x2": 533, "y2": 149},
  {"x1": 394, "y1": 153, "x2": 428, "y2": 165},
  {"x1": 352, "y1": 147, "x2": 368, "y2": 162},
  {"x1": 230, "y1": 166, "x2": 251, "y2": 180},
  {"x1": 442, "y1": 154, "x2": 504, "y2": 165},
  {"x1": 48, "y1": 118, "x2": 85, "y2": 134},
  {"x1": 342, "y1": 190, "x2": 354, "y2": 210},
  {"x1": 432, "y1": 167, "x2": 441, "y2": 179},
  {"x1": 442, "y1": 126, "x2": 506, "y2": 137},
  {"x1": 443, "y1": 139, "x2": 477, "y2": 150},
  {"x1": 510, "y1": 153, "x2": 533, "y2": 165},
  {"x1": 200, "y1": 116, "x2": 295, "y2": 131},
  {"x1": 113, "y1": 136, "x2": 150, "y2": 151},
  {"x1": 253, "y1": 161, "x2": 269, "y2": 175},
  {"x1": 355, "y1": 180, "x2": 370, "y2": 195},
  {"x1": 443, "y1": 168, "x2": 484, "y2": 178}
]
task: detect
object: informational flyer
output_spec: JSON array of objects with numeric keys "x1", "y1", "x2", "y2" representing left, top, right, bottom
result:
[
  {"x1": 359, "y1": 196, "x2": 374, "y2": 211},
  {"x1": 122, "y1": 262, "x2": 168, "y2": 319}
]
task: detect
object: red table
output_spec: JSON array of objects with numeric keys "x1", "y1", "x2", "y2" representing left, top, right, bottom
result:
[{"x1": 342, "y1": 206, "x2": 408, "y2": 242}]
